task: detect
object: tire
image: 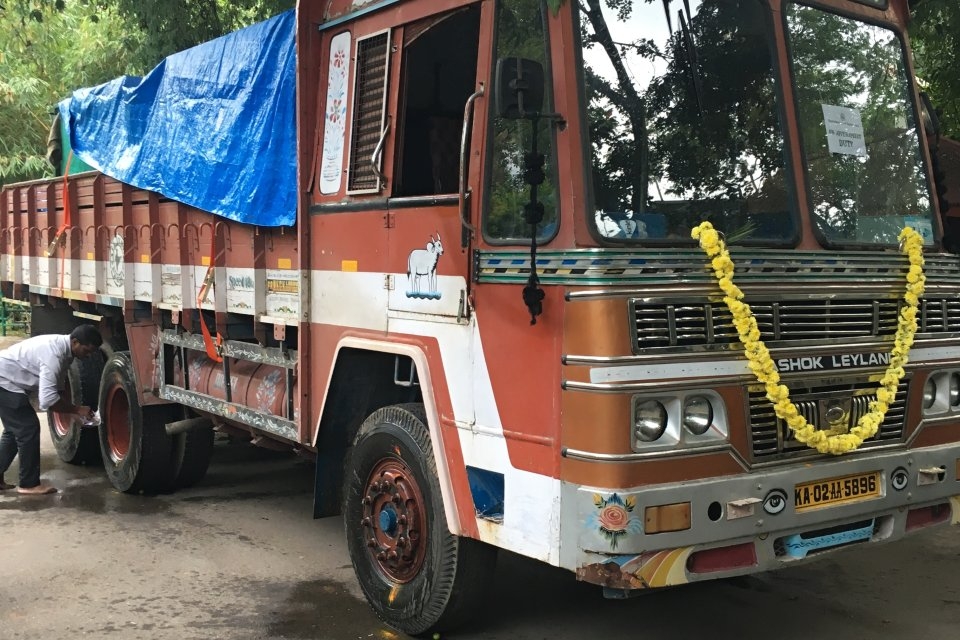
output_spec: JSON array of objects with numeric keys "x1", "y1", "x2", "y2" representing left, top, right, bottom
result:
[
  {"x1": 171, "y1": 426, "x2": 214, "y2": 489},
  {"x1": 343, "y1": 403, "x2": 496, "y2": 636},
  {"x1": 48, "y1": 351, "x2": 105, "y2": 465},
  {"x1": 97, "y1": 351, "x2": 174, "y2": 493}
]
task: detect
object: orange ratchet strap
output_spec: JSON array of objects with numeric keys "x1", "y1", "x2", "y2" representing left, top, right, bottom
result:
[
  {"x1": 48, "y1": 151, "x2": 73, "y2": 256},
  {"x1": 197, "y1": 219, "x2": 223, "y2": 362},
  {"x1": 48, "y1": 151, "x2": 74, "y2": 290}
]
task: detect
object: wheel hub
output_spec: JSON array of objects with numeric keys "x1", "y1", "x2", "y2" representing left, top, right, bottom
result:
[
  {"x1": 52, "y1": 412, "x2": 74, "y2": 438},
  {"x1": 361, "y1": 459, "x2": 427, "y2": 583},
  {"x1": 105, "y1": 385, "x2": 131, "y2": 462}
]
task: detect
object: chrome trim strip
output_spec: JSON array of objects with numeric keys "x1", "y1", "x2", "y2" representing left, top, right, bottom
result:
[
  {"x1": 907, "y1": 414, "x2": 960, "y2": 446},
  {"x1": 561, "y1": 443, "x2": 742, "y2": 464},
  {"x1": 160, "y1": 385, "x2": 299, "y2": 442},
  {"x1": 565, "y1": 353, "x2": 960, "y2": 392},
  {"x1": 745, "y1": 441, "x2": 905, "y2": 469},
  {"x1": 568, "y1": 282, "x2": 960, "y2": 300},
  {"x1": 563, "y1": 338, "x2": 953, "y2": 365},
  {"x1": 563, "y1": 378, "x2": 755, "y2": 393},
  {"x1": 161, "y1": 330, "x2": 297, "y2": 368}
]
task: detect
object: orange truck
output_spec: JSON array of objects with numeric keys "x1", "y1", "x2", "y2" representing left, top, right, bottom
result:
[{"x1": 2, "y1": 0, "x2": 959, "y2": 635}]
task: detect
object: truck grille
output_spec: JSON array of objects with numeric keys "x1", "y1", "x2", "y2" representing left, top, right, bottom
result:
[
  {"x1": 632, "y1": 298, "x2": 960, "y2": 352},
  {"x1": 748, "y1": 377, "x2": 909, "y2": 460}
]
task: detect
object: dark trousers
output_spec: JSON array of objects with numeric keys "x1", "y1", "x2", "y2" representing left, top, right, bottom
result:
[{"x1": 0, "y1": 388, "x2": 42, "y2": 488}]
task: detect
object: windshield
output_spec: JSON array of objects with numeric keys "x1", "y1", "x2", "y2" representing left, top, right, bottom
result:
[
  {"x1": 786, "y1": 3, "x2": 934, "y2": 246},
  {"x1": 578, "y1": 0, "x2": 793, "y2": 244}
]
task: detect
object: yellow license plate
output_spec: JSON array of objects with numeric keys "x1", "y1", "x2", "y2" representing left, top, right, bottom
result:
[{"x1": 794, "y1": 471, "x2": 881, "y2": 512}]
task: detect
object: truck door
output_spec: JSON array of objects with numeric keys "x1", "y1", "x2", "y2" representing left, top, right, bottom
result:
[{"x1": 384, "y1": 3, "x2": 486, "y2": 320}]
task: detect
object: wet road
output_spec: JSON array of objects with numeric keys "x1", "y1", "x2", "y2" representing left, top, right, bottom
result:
[{"x1": 2, "y1": 419, "x2": 960, "y2": 639}]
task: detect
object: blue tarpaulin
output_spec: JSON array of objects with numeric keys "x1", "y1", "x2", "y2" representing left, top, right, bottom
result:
[{"x1": 58, "y1": 10, "x2": 297, "y2": 227}]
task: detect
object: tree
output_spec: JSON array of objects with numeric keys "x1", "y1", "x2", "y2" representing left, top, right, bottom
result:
[
  {"x1": 0, "y1": 0, "x2": 294, "y2": 183},
  {"x1": 105, "y1": 0, "x2": 295, "y2": 69},
  {"x1": 579, "y1": 0, "x2": 648, "y2": 214},
  {"x1": 910, "y1": 0, "x2": 960, "y2": 138},
  {"x1": 580, "y1": 0, "x2": 791, "y2": 240},
  {"x1": 0, "y1": 2, "x2": 141, "y2": 183}
]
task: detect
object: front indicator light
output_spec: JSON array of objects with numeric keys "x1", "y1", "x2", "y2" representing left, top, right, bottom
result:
[
  {"x1": 634, "y1": 399, "x2": 667, "y2": 443},
  {"x1": 950, "y1": 374, "x2": 960, "y2": 407},
  {"x1": 644, "y1": 502, "x2": 691, "y2": 533}
]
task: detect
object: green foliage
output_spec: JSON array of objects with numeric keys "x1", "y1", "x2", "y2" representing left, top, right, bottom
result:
[
  {"x1": 789, "y1": 4, "x2": 932, "y2": 243},
  {"x1": 0, "y1": 1, "x2": 142, "y2": 184},
  {"x1": 486, "y1": 0, "x2": 558, "y2": 241},
  {"x1": 0, "y1": 0, "x2": 294, "y2": 185},
  {"x1": 107, "y1": 0, "x2": 295, "y2": 69},
  {"x1": 910, "y1": 0, "x2": 960, "y2": 138}
]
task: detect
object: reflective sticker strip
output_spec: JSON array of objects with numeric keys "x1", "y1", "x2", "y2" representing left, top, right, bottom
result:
[{"x1": 778, "y1": 520, "x2": 874, "y2": 560}]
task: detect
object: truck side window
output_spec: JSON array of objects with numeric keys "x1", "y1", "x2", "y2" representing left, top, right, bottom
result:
[
  {"x1": 394, "y1": 7, "x2": 481, "y2": 197},
  {"x1": 484, "y1": 0, "x2": 557, "y2": 242}
]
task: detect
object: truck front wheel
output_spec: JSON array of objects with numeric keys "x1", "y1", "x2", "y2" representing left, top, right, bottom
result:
[
  {"x1": 343, "y1": 403, "x2": 496, "y2": 636},
  {"x1": 97, "y1": 351, "x2": 173, "y2": 493}
]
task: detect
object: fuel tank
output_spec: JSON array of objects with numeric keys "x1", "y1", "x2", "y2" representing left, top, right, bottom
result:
[{"x1": 183, "y1": 353, "x2": 296, "y2": 419}]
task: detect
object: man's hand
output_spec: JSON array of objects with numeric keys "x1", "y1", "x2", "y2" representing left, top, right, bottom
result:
[{"x1": 75, "y1": 405, "x2": 93, "y2": 420}]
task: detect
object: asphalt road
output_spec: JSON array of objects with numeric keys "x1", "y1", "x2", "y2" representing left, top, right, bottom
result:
[{"x1": 2, "y1": 385, "x2": 960, "y2": 639}]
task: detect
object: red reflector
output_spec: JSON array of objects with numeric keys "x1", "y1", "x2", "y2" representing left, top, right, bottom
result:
[
  {"x1": 905, "y1": 503, "x2": 951, "y2": 532},
  {"x1": 687, "y1": 542, "x2": 757, "y2": 574}
]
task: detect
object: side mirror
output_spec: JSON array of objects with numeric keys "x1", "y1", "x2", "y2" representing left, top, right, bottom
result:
[{"x1": 495, "y1": 57, "x2": 545, "y2": 119}]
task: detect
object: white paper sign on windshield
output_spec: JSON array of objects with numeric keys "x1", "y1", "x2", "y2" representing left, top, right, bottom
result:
[{"x1": 822, "y1": 104, "x2": 867, "y2": 157}]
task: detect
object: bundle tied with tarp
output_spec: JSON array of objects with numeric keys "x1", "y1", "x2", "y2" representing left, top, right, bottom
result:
[{"x1": 56, "y1": 9, "x2": 297, "y2": 227}]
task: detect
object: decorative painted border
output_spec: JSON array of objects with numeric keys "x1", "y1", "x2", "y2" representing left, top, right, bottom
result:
[{"x1": 475, "y1": 249, "x2": 960, "y2": 286}]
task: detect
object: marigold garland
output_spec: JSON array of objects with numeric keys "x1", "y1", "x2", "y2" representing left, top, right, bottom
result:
[{"x1": 691, "y1": 222, "x2": 926, "y2": 455}]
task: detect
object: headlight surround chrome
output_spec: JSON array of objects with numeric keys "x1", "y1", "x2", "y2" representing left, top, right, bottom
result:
[
  {"x1": 629, "y1": 390, "x2": 729, "y2": 452},
  {"x1": 919, "y1": 369, "x2": 960, "y2": 416}
]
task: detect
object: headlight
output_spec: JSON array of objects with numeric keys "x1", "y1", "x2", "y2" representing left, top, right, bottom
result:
[
  {"x1": 950, "y1": 374, "x2": 960, "y2": 407},
  {"x1": 634, "y1": 399, "x2": 667, "y2": 443},
  {"x1": 923, "y1": 378, "x2": 937, "y2": 409},
  {"x1": 683, "y1": 395, "x2": 713, "y2": 435}
]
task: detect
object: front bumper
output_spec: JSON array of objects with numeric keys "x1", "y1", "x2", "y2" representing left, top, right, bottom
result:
[{"x1": 570, "y1": 443, "x2": 960, "y2": 590}]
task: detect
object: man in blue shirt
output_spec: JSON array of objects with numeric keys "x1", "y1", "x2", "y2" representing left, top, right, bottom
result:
[{"x1": 0, "y1": 325, "x2": 103, "y2": 494}]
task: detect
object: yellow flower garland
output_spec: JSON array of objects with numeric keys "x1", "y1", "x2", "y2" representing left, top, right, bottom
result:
[{"x1": 691, "y1": 222, "x2": 926, "y2": 455}]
